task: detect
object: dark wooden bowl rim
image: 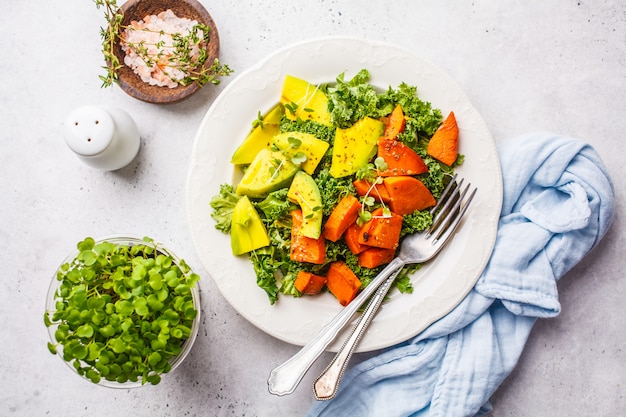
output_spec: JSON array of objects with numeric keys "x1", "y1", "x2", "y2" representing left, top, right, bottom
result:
[{"x1": 114, "y1": 0, "x2": 220, "y2": 104}]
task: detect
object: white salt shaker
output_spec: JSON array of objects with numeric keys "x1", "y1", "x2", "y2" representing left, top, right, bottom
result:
[{"x1": 63, "y1": 105, "x2": 141, "y2": 171}]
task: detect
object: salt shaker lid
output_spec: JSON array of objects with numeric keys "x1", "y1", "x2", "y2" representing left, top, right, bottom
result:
[{"x1": 64, "y1": 106, "x2": 115, "y2": 156}]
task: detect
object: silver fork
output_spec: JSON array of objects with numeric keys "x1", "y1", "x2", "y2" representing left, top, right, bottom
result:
[
  {"x1": 267, "y1": 175, "x2": 477, "y2": 397},
  {"x1": 313, "y1": 177, "x2": 476, "y2": 399}
]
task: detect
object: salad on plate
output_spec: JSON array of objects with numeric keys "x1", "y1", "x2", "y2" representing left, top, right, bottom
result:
[{"x1": 209, "y1": 69, "x2": 462, "y2": 305}]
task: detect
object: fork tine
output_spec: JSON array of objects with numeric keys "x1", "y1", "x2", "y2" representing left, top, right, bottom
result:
[
  {"x1": 309, "y1": 177, "x2": 477, "y2": 400},
  {"x1": 426, "y1": 176, "x2": 464, "y2": 238},
  {"x1": 429, "y1": 173, "x2": 458, "y2": 216},
  {"x1": 431, "y1": 184, "x2": 477, "y2": 243}
]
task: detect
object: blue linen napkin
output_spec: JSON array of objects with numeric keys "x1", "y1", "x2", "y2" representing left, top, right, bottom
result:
[{"x1": 306, "y1": 132, "x2": 615, "y2": 417}]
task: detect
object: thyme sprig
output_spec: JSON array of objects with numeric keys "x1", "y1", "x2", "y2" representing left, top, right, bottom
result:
[{"x1": 94, "y1": 0, "x2": 232, "y2": 88}]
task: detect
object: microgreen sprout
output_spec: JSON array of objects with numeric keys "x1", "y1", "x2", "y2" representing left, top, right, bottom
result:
[
  {"x1": 45, "y1": 237, "x2": 200, "y2": 386},
  {"x1": 357, "y1": 210, "x2": 372, "y2": 226},
  {"x1": 290, "y1": 152, "x2": 308, "y2": 166},
  {"x1": 356, "y1": 161, "x2": 391, "y2": 226},
  {"x1": 284, "y1": 102, "x2": 299, "y2": 116},
  {"x1": 362, "y1": 196, "x2": 376, "y2": 207},
  {"x1": 268, "y1": 158, "x2": 286, "y2": 184},
  {"x1": 287, "y1": 136, "x2": 302, "y2": 149},
  {"x1": 379, "y1": 207, "x2": 392, "y2": 218},
  {"x1": 304, "y1": 206, "x2": 323, "y2": 219},
  {"x1": 374, "y1": 156, "x2": 388, "y2": 172},
  {"x1": 252, "y1": 111, "x2": 265, "y2": 129},
  {"x1": 355, "y1": 163, "x2": 376, "y2": 182}
]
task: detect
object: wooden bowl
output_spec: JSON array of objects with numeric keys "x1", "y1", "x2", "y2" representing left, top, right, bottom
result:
[{"x1": 113, "y1": 0, "x2": 220, "y2": 104}]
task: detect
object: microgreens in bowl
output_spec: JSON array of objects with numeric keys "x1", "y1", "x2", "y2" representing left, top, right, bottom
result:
[{"x1": 44, "y1": 236, "x2": 200, "y2": 387}]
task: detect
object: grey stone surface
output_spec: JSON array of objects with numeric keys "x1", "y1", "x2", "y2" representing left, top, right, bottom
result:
[{"x1": 1, "y1": 1, "x2": 623, "y2": 416}]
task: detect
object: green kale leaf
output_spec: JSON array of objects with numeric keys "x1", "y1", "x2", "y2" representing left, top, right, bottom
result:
[
  {"x1": 255, "y1": 189, "x2": 296, "y2": 222},
  {"x1": 314, "y1": 168, "x2": 357, "y2": 216},
  {"x1": 327, "y1": 69, "x2": 393, "y2": 128},
  {"x1": 210, "y1": 184, "x2": 241, "y2": 233},
  {"x1": 381, "y1": 82, "x2": 443, "y2": 139},
  {"x1": 401, "y1": 209, "x2": 433, "y2": 237},
  {"x1": 250, "y1": 249, "x2": 280, "y2": 305}
]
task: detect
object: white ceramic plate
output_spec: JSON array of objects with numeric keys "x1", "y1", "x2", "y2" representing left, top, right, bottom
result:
[{"x1": 186, "y1": 37, "x2": 502, "y2": 352}]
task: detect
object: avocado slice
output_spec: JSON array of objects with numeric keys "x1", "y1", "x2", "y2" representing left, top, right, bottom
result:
[
  {"x1": 280, "y1": 75, "x2": 331, "y2": 126},
  {"x1": 271, "y1": 132, "x2": 329, "y2": 175},
  {"x1": 236, "y1": 148, "x2": 299, "y2": 198},
  {"x1": 230, "y1": 105, "x2": 284, "y2": 165},
  {"x1": 287, "y1": 171, "x2": 323, "y2": 239},
  {"x1": 230, "y1": 196, "x2": 271, "y2": 255},
  {"x1": 330, "y1": 117, "x2": 384, "y2": 178}
]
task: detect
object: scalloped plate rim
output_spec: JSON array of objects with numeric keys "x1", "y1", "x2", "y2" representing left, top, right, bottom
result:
[{"x1": 185, "y1": 36, "x2": 503, "y2": 352}]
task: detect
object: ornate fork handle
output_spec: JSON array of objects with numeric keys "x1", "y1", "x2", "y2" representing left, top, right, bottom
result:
[
  {"x1": 313, "y1": 268, "x2": 402, "y2": 400},
  {"x1": 267, "y1": 257, "x2": 405, "y2": 396}
]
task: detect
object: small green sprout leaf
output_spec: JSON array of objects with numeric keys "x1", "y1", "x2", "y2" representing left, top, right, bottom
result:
[
  {"x1": 290, "y1": 152, "x2": 308, "y2": 166},
  {"x1": 287, "y1": 136, "x2": 302, "y2": 149},
  {"x1": 251, "y1": 111, "x2": 264, "y2": 129},
  {"x1": 44, "y1": 236, "x2": 199, "y2": 386},
  {"x1": 285, "y1": 102, "x2": 298, "y2": 116},
  {"x1": 357, "y1": 210, "x2": 372, "y2": 227},
  {"x1": 362, "y1": 196, "x2": 375, "y2": 207},
  {"x1": 374, "y1": 156, "x2": 388, "y2": 171},
  {"x1": 76, "y1": 324, "x2": 94, "y2": 339}
]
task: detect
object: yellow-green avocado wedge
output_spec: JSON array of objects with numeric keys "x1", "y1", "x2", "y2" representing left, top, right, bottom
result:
[
  {"x1": 280, "y1": 75, "x2": 332, "y2": 126},
  {"x1": 236, "y1": 148, "x2": 299, "y2": 198},
  {"x1": 230, "y1": 105, "x2": 284, "y2": 165},
  {"x1": 330, "y1": 117, "x2": 384, "y2": 178},
  {"x1": 230, "y1": 196, "x2": 270, "y2": 255},
  {"x1": 271, "y1": 132, "x2": 329, "y2": 175},
  {"x1": 287, "y1": 171, "x2": 323, "y2": 239}
]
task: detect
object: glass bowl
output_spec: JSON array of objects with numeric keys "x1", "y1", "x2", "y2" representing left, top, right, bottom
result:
[{"x1": 44, "y1": 235, "x2": 201, "y2": 388}]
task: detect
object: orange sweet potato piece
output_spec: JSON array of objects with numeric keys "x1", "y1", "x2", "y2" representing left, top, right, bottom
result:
[
  {"x1": 382, "y1": 104, "x2": 406, "y2": 140},
  {"x1": 353, "y1": 179, "x2": 391, "y2": 203},
  {"x1": 290, "y1": 210, "x2": 326, "y2": 264},
  {"x1": 294, "y1": 271, "x2": 327, "y2": 295},
  {"x1": 323, "y1": 195, "x2": 361, "y2": 242},
  {"x1": 343, "y1": 222, "x2": 368, "y2": 255},
  {"x1": 357, "y1": 208, "x2": 403, "y2": 250},
  {"x1": 358, "y1": 247, "x2": 396, "y2": 269},
  {"x1": 427, "y1": 111, "x2": 459, "y2": 166},
  {"x1": 326, "y1": 261, "x2": 362, "y2": 306},
  {"x1": 383, "y1": 176, "x2": 436, "y2": 215},
  {"x1": 377, "y1": 139, "x2": 428, "y2": 176}
]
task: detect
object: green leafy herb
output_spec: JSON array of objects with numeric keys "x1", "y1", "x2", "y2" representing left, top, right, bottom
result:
[
  {"x1": 45, "y1": 237, "x2": 200, "y2": 385},
  {"x1": 401, "y1": 210, "x2": 433, "y2": 237},
  {"x1": 210, "y1": 184, "x2": 241, "y2": 233},
  {"x1": 255, "y1": 189, "x2": 295, "y2": 222},
  {"x1": 290, "y1": 152, "x2": 308, "y2": 166},
  {"x1": 357, "y1": 210, "x2": 372, "y2": 227},
  {"x1": 327, "y1": 69, "x2": 393, "y2": 128},
  {"x1": 374, "y1": 156, "x2": 388, "y2": 171},
  {"x1": 284, "y1": 102, "x2": 298, "y2": 116},
  {"x1": 287, "y1": 136, "x2": 302, "y2": 149},
  {"x1": 250, "y1": 249, "x2": 280, "y2": 304},
  {"x1": 313, "y1": 168, "x2": 356, "y2": 216},
  {"x1": 251, "y1": 111, "x2": 264, "y2": 129}
]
